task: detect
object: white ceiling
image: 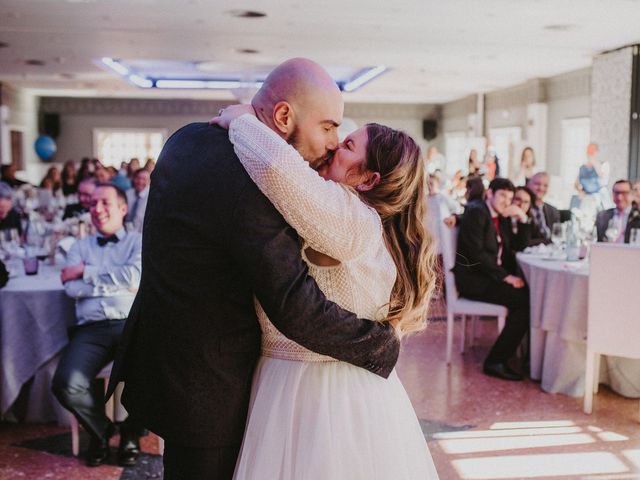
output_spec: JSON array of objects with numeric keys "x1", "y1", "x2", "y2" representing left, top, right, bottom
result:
[{"x1": 1, "y1": 0, "x2": 639, "y2": 104}]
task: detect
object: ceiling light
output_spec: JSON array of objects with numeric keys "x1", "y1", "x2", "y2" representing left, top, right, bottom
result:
[
  {"x1": 128, "y1": 74, "x2": 153, "y2": 88},
  {"x1": 341, "y1": 66, "x2": 387, "y2": 92},
  {"x1": 228, "y1": 10, "x2": 267, "y2": 18},
  {"x1": 0, "y1": 41, "x2": 9, "y2": 49},
  {"x1": 101, "y1": 57, "x2": 129, "y2": 76}
]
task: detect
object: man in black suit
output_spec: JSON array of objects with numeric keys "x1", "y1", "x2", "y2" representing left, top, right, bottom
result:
[
  {"x1": 595, "y1": 179, "x2": 640, "y2": 242},
  {"x1": 63, "y1": 178, "x2": 97, "y2": 220},
  {"x1": 108, "y1": 58, "x2": 400, "y2": 479},
  {"x1": 453, "y1": 178, "x2": 531, "y2": 381},
  {"x1": 527, "y1": 172, "x2": 560, "y2": 244}
]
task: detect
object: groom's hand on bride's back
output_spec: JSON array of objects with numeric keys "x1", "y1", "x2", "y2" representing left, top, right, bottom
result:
[{"x1": 209, "y1": 104, "x2": 256, "y2": 129}]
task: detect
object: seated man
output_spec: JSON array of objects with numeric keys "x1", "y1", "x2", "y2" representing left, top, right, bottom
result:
[
  {"x1": 453, "y1": 178, "x2": 531, "y2": 381},
  {"x1": 596, "y1": 179, "x2": 640, "y2": 243},
  {"x1": 0, "y1": 182, "x2": 22, "y2": 235},
  {"x1": 125, "y1": 168, "x2": 150, "y2": 232},
  {"x1": 63, "y1": 178, "x2": 97, "y2": 220},
  {"x1": 527, "y1": 172, "x2": 560, "y2": 245},
  {"x1": 52, "y1": 183, "x2": 143, "y2": 467},
  {"x1": 0, "y1": 164, "x2": 28, "y2": 188}
]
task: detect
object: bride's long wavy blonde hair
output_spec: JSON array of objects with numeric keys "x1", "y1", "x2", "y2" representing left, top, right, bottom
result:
[{"x1": 358, "y1": 123, "x2": 437, "y2": 335}]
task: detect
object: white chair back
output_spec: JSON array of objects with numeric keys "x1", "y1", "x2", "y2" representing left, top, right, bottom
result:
[
  {"x1": 588, "y1": 243, "x2": 640, "y2": 359},
  {"x1": 438, "y1": 223, "x2": 460, "y2": 308}
]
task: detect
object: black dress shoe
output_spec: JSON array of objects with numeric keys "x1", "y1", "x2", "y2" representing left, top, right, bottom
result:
[
  {"x1": 86, "y1": 425, "x2": 114, "y2": 467},
  {"x1": 117, "y1": 434, "x2": 140, "y2": 467},
  {"x1": 483, "y1": 361, "x2": 524, "y2": 381}
]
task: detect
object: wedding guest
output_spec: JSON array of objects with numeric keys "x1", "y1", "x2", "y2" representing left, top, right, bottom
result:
[
  {"x1": 76, "y1": 157, "x2": 94, "y2": 183},
  {"x1": 595, "y1": 180, "x2": 640, "y2": 243},
  {"x1": 94, "y1": 165, "x2": 112, "y2": 183},
  {"x1": 453, "y1": 178, "x2": 531, "y2": 381},
  {"x1": 62, "y1": 160, "x2": 78, "y2": 196},
  {"x1": 111, "y1": 168, "x2": 132, "y2": 192},
  {"x1": 52, "y1": 183, "x2": 143, "y2": 467},
  {"x1": 125, "y1": 169, "x2": 150, "y2": 232},
  {"x1": 442, "y1": 175, "x2": 485, "y2": 228},
  {"x1": 127, "y1": 158, "x2": 141, "y2": 178},
  {"x1": 0, "y1": 164, "x2": 28, "y2": 188},
  {"x1": 632, "y1": 179, "x2": 640, "y2": 207},
  {"x1": 40, "y1": 166, "x2": 62, "y2": 193},
  {"x1": 63, "y1": 178, "x2": 97, "y2": 220},
  {"x1": 527, "y1": 172, "x2": 560, "y2": 243},
  {"x1": 575, "y1": 143, "x2": 606, "y2": 208},
  {"x1": 513, "y1": 186, "x2": 546, "y2": 246},
  {"x1": 0, "y1": 182, "x2": 22, "y2": 235},
  {"x1": 512, "y1": 147, "x2": 536, "y2": 186},
  {"x1": 468, "y1": 149, "x2": 481, "y2": 176}
]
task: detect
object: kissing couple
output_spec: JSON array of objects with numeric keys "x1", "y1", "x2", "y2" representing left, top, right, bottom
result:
[{"x1": 109, "y1": 57, "x2": 440, "y2": 479}]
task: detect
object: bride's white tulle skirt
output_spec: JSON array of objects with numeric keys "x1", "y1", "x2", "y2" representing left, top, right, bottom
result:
[{"x1": 233, "y1": 357, "x2": 440, "y2": 479}]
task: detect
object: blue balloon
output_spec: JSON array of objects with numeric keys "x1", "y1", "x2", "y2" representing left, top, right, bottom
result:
[{"x1": 34, "y1": 135, "x2": 57, "y2": 161}]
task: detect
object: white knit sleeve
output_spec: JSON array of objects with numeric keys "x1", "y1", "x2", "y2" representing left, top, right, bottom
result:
[{"x1": 228, "y1": 114, "x2": 382, "y2": 261}]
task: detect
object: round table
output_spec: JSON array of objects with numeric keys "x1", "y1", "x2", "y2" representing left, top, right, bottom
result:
[
  {"x1": 0, "y1": 261, "x2": 75, "y2": 423},
  {"x1": 518, "y1": 252, "x2": 640, "y2": 397}
]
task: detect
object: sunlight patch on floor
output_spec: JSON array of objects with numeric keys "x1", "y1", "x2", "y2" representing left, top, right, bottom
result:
[
  {"x1": 453, "y1": 452, "x2": 629, "y2": 479},
  {"x1": 439, "y1": 433, "x2": 594, "y2": 454}
]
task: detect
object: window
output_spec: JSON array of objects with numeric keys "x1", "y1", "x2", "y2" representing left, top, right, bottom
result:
[
  {"x1": 489, "y1": 126, "x2": 522, "y2": 179},
  {"x1": 93, "y1": 128, "x2": 167, "y2": 167}
]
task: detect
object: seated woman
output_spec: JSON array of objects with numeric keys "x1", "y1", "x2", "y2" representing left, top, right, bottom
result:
[{"x1": 513, "y1": 186, "x2": 547, "y2": 247}]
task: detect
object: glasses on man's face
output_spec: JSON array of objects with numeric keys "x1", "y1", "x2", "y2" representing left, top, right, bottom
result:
[{"x1": 612, "y1": 190, "x2": 631, "y2": 196}]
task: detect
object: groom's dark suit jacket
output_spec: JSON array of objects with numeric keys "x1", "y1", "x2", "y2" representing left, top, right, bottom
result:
[{"x1": 108, "y1": 123, "x2": 399, "y2": 449}]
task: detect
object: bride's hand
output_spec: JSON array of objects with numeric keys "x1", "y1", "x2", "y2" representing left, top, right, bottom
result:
[{"x1": 209, "y1": 104, "x2": 256, "y2": 129}]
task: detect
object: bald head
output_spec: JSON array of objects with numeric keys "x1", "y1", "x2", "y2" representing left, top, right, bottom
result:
[
  {"x1": 250, "y1": 58, "x2": 344, "y2": 166},
  {"x1": 254, "y1": 58, "x2": 339, "y2": 111}
]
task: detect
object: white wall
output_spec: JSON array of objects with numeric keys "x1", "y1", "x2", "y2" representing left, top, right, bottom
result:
[
  {"x1": 38, "y1": 98, "x2": 439, "y2": 168},
  {"x1": 0, "y1": 84, "x2": 39, "y2": 182}
]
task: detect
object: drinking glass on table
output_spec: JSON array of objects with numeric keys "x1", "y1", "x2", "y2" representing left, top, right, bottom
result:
[
  {"x1": 605, "y1": 218, "x2": 620, "y2": 243},
  {"x1": 551, "y1": 222, "x2": 566, "y2": 255}
]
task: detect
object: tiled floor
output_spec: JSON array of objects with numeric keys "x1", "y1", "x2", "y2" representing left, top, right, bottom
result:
[{"x1": 1, "y1": 317, "x2": 639, "y2": 479}]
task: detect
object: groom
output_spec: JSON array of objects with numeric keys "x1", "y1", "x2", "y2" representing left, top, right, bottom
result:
[{"x1": 108, "y1": 58, "x2": 400, "y2": 479}]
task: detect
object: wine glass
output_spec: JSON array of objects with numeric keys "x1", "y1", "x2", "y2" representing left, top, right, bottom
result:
[{"x1": 605, "y1": 218, "x2": 619, "y2": 243}]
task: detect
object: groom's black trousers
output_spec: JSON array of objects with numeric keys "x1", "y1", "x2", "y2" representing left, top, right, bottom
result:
[{"x1": 163, "y1": 442, "x2": 240, "y2": 479}]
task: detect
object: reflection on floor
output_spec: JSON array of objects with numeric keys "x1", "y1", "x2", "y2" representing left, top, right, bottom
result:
[{"x1": 1, "y1": 318, "x2": 639, "y2": 479}]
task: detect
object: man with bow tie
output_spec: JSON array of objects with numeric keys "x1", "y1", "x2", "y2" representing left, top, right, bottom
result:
[{"x1": 52, "y1": 183, "x2": 143, "y2": 468}]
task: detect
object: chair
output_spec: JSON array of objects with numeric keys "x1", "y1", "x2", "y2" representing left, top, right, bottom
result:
[
  {"x1": 439, "y1": 222, "x2": 507, "y2": 365},
  {"x1": 69, "y1": 362, "x2": 126, "y2": 456},
  {"x1": 584, "y1": 243, "x2": 640, "y2": 416}
]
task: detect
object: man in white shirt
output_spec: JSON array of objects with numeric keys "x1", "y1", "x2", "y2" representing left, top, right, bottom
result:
[
  {"x1": 52, "y1": 183, "x2": 143, "y2": 467},
  {"x1": 596, "y1": 179, "x2": 640, "y2": 243},
  {"x1": 125, "y1": 168, "x2": 150, "y2": 232}
]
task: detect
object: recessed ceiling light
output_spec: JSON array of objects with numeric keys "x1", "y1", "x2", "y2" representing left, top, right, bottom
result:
[
  {"x1": 236, "y1": 48, "x2": 260, "y2": 54},
  {"x1": 25, "y1": 59, "x2": 46, "y2": 66},
  {"x1": 543, "y1": 24, "x2": 578, "y2": 32},
  {"x1": 228, "y1": 10, "x2": 267, "y2": 18},
  {"x1": 0, "y1": 41, "x2": 9, "y2": 49}
]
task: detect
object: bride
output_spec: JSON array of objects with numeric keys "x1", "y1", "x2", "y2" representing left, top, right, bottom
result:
[{"x1": 212, "y1": 104, "x2": 439, "y2": 479}]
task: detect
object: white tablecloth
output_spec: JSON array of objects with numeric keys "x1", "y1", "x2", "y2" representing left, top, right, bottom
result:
[
  {"x1": 0, "y1": 262, "x2": 75, "y2": 423},
  {"x1": 518, "y1": 253, "x2": 640, "y2": 397}
]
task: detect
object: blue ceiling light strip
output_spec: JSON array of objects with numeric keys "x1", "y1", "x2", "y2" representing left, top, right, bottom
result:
[
  {"x1": 101, "y1": 58, "x2": 385, "y2": 92},
  {"x1": 340, "y1": 66, "x2": 387, "y2": 92}
]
